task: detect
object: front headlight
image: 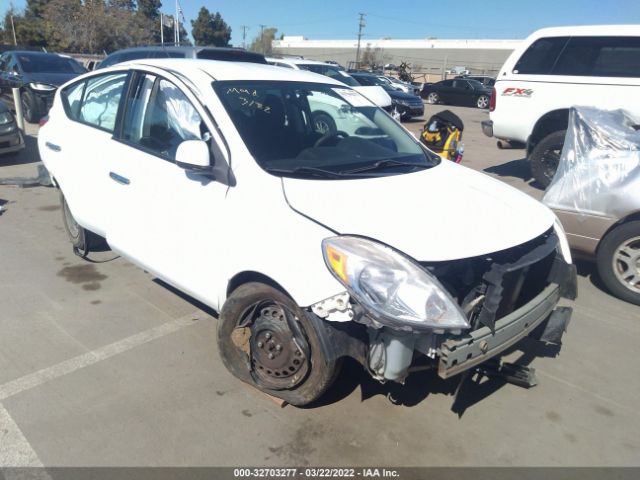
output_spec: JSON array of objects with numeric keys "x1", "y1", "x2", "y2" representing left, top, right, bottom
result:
[
  {"x1": 29, "y1": 82, "x2": 56, "y2": 91},
  {"x1": 322, "y1": 236, "x2": 469, "y2": 331},
  {"x1": 0, "y1": 112, "x2": 14, "y2": 125},
  {"x1": 553, "y1": 216, "x2": 572, "y2": 264},
  {"x1": 395, "y1": 99, "x2": 410, "y2": 106}
]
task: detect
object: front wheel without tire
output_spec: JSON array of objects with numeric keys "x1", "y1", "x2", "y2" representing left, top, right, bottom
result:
[
  {"x1": 217, "y1": 282, "x2": 341, "y2": 406},
  {"x1": 529, "y1": 130, "x2": 566, "y2": 189},
  {"x1": 596, "y1": 221, "x2": 640, "y2": 305}
]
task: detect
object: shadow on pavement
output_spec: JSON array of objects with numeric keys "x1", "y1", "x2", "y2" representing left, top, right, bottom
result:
[
  {"x1": 0, "y1": 134, "x2": 40, "y2": 167},
  {"x1": 311, "y1": 336, "x2": 561, "y2": 416},
  {"x1": 483, "y1": 157, "x2": 548, "y2": 190}
]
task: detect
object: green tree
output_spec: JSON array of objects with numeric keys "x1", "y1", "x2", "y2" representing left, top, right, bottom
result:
[
  {"x1": 137, "y1": 0, "x2": 161, "y2": 20},
  {"x1": 249, "y1": 27, "x2": 277, "y2": 55},
  {"x1": 191, "y1": 7, "x2": 230, "y2": 46}
]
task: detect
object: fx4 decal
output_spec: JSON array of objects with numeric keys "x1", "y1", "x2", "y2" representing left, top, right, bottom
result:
[{"x1": 501, "y1": 87, "x2": 533, "y2": 97}]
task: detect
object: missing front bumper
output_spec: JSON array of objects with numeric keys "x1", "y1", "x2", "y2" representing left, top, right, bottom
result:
[{"x1": 438, "y1": 282, "x2": 571, "y2": 379}]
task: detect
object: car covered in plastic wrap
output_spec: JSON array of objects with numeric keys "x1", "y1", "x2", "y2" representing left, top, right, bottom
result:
[{"x1": 544, "y1": 106, "x2": 640, "y2": 305}]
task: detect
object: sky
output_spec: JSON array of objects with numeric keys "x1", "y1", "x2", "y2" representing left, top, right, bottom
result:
[{"x1": 1, "y1": 0, "x2": 639, "y2": 46}]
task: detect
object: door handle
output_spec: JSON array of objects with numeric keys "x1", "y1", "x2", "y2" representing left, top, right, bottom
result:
[
  {"x1": 45, "y1": 142, "x2": 61, "y2": 152},
  {"x1": 109, "y1": 172, "x2": 130, "y2": 185}
]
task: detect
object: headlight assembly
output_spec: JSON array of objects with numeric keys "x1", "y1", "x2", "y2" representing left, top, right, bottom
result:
[
  {"x1": 322, "y1": 236, "x2": 469, "y2": 331},
  {"x1": 29, "y1": 83, "x2": 56, "y2": 91},
  {"x1": 0, "y1": 112, "x2": 14, "y2": 125}
]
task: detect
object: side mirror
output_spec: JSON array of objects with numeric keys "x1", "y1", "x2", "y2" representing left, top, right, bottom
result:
[{"x1": 175, "y1": 139, "x2": 212, "y2": 174}]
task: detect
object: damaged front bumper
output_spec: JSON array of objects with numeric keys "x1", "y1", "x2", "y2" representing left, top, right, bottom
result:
[{"x1": 438, "y1": 282, "x2": 571, "y2": 378}]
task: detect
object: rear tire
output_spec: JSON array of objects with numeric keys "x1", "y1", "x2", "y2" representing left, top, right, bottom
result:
[
  {"x1": 21, "y1": 90, "x2": 41, "y2": 124},
  {"x1": 60, "y1": 192, "x2": 87, "y2": 251},
  {"x1": 217, "y1": 282, "x2": 341, "y2": 406},
  {"x1": 426, "y1": 92, "x2": 439, "y2": 104},
  {"x1": 529, "y1": 130, "x2": 566, "y2": 189},
  {"x1": 596, "y1": 221, "x2": 640, "y2": 306},
  {"x1": 476, "y1": 95, "x2": 489, "y2": 109}
]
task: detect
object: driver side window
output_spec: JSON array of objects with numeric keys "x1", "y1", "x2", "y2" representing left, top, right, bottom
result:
[{"x1": 121, "y1": 75, "x2": 207, "y2": 161}]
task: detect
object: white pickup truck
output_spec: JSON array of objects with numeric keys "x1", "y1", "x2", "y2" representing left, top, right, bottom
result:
[{"x1": 482, "y1": 25, "x2": 640, "y2": 187}]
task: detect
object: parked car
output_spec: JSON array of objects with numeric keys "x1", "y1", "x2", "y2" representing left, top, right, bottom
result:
[
  {"x1": 0, "y1": 51, "x2": 86, "y2": 123},
  {"x1": 378, "y1": 75, "x2": 421, "y2": 96},
  {"x1": 97, "y1": 46, "x2": 267, "y2": 69},
  {"x1": 482, "y1": 25, "x2": 640, "y2": 187},
  {"x1": 421, "y1": 78, "x2": 492, "y2": 109},
  {"x1": 350, "y1": 72, "x2": 424, "y2": 120},
  {"x1": 266, "y1": 57, "x2": 392, "y2": 110},
  {"x1": 0, "y1": 101, "x2": 24, "y2": 155},
  {"x1": 544, "y1": 107, "x2": 640, "y2": 305},
  {"x1": 39, "y1": 59, "x2": 576, "y2": 406},
  {"x1": 456, "y1": 75, "x2": 496, "y2": 87}
]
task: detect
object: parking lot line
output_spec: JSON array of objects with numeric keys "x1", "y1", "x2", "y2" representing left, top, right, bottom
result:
[
  {"x1": 0, "y1": 313, "x2": 202, "y2": 402},
  {"x1": 0, "y1": 403, "x2": 43, "y2": 467}
]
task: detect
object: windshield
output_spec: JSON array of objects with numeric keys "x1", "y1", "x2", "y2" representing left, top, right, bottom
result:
[
  {"x1": 214, "y1": 81, "x2": 438, "y2": 180},
  {"x1": 353, "y1": 74, "x2": 393, "y2": 91},
  {"x1": 18, "y1": 54, "x2": 86, "y2": 74}
]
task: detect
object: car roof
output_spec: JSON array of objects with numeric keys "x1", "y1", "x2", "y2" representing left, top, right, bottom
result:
[
  {"x1": 7, "y1": 50, "x2": 70, "y2": 58},
  {"x1": 528, "y1": 25, "x2": 640, "y2": 39},
  {"x1": 266, "y1": 57, "x2": 332, "y2": 66},
  {"x1": 110, "y1": 45, "x2": 249, "y2": 53},
  {"x1": 107, "y1": 58, "x2": 347, "y2": 84}
]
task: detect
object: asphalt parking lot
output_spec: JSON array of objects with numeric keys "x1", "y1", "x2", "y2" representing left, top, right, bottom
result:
[{"x1": 1, "y1": 105, "x2": 639, "y2": 467}]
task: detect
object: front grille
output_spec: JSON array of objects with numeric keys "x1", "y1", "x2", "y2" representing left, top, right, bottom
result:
[{"x1": 421, "y1": 229, "x2": 558, "y2": 331}]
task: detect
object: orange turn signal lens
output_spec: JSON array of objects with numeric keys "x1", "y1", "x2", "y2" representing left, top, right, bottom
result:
[{"x1": 326, "y1": 245, "x2": 349, "y2": 284}]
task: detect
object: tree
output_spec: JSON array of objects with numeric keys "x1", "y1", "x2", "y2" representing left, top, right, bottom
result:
[
  {"x1": 191, "y1": 7, "x2": 230, "y2": 47},
  {"x1": 137, "y1": 0, "x2": 161, "y2": 21},
  {"x1": 249, "y1": 27, "x2": 277, "y2": 55}
]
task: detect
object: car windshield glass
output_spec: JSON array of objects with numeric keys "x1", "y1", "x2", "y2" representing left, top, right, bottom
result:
[
  {"x1": 18, "y1": 54, "x2": 86, "y2": 74},
  {"x1": 214, "y1": 80, "x2": 439, "y2": 180}
]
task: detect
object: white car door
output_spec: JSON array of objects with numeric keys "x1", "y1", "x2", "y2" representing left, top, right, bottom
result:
[
  {"x1": 106, "y1": 72, "x2": 229, "y2": 302},
  {"x1": 50, "y1": 71, "x2": 129, "y2": 237}
]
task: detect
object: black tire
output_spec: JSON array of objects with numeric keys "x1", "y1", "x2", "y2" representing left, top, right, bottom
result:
[
  {"x1": 217, "y1": 282, "x2": 341, "y2": 406},
  {"x1": 60, "y1": 192, "x2": 87, "y2": 250},
  {"x1": 312, "y1": 112, "x2": 336, "y2": 135},
  {"x1": 476, "y1": 95, "x2": 489, "y2": 109},
  {"x1": 21, "y1": 90, "x2": 41, "y2": 124},
  {"x1": 596, "y1": 221, "x2": 640, "y2": 306},
  {"x1": 529, "y1": 130, "x2": 566, "y2": 189}
]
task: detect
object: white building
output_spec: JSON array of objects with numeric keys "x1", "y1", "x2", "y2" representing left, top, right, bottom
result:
[{"x1": 272, "y1": 36, "x2": 522, "y2": 80}]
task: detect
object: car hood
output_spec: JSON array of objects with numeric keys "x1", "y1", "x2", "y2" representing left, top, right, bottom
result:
[
  {"x1": 282, "y1": 161, "x2": 555, "y2": 261},
  {"x1": 353, "y1": 85, "x2": 392, "y2": 108},
  {"x1": 25, "y1": 72, "x2": 81, "y2": 87}
]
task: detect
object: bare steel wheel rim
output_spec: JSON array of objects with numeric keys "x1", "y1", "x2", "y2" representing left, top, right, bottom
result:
[
  {"x1": 427, "y1": 92, "x2": 438, "y2": 104},
  {"x1": 477, "y1": 96, "x2": 489, "y2": 108},
  {"x1": 63, "y1": 199, "x2": 80, "y2": 239},
  {"x1": 237, "y1": 300, "x2": 310, "y2": 390},
  {"x1": 612, "y1": 235, "x2": 640, "y2": 293}
]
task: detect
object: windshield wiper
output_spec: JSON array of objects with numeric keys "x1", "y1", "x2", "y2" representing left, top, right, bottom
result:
[
  {"x1": 267, "y1": 166, "x2": 347, "y2": 178},
  {"x1": 341, "y1": 159, "x2": 430, "y2": 174}
]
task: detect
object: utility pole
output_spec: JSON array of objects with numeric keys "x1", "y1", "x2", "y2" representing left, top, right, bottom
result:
[
  {"x1": 259, "y1": 24, "x2": 266, "y2": 53},
  {"x1": 160, "y1": 13, "x2": 164, "y2": 46},
  {"x1": 241, "y1": 25, "x2": 249, "y2": 49},
  {"x1": 174, "y1": 0, "x2": 179, "y2": 45},
  {"x1": 355, "y1": 13, "x2": 365, "y2": 69},
  {"x1": 10, "y1": 15, "x2": 17, "y2": 46}
]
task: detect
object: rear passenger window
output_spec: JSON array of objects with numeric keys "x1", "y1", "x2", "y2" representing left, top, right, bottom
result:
[
  {"x1": 79, "y1": 73, "x2": 128, "y2": 132},
  {"x1": 514, "y1": 37, "x2": 569, "y2": 74},
  {"x1": 552, "y1": 36, "x2": 640, "y2": 77}
]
